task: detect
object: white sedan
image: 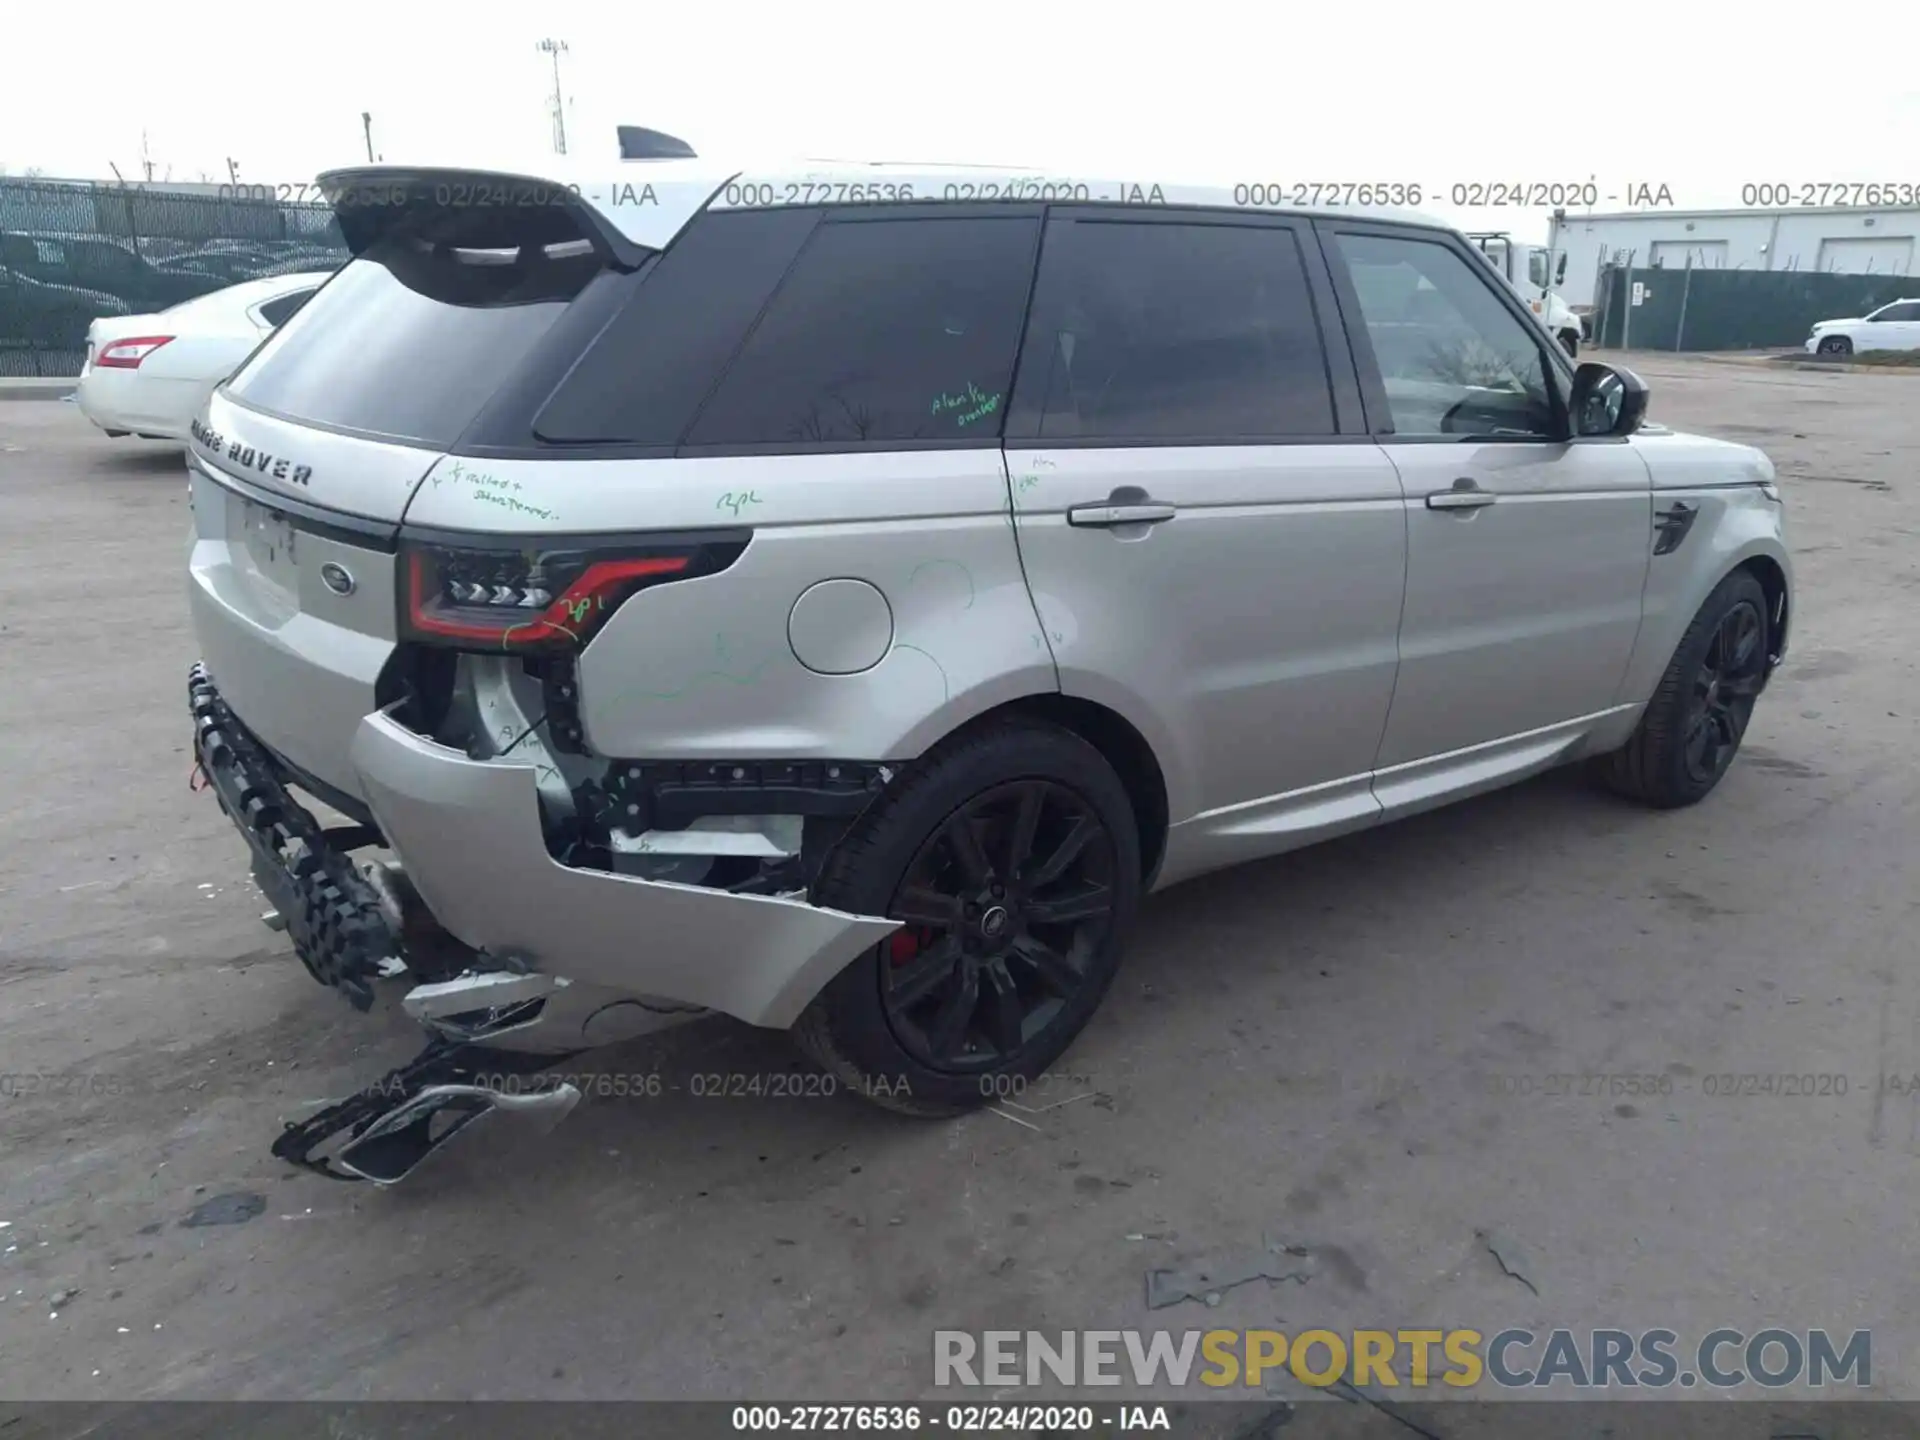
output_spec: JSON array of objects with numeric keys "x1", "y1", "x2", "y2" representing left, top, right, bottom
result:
[
  {"x1": 75, "y1": 271, "x2": 335, "y2": 441},
  {"x1": 1805, "y1": 298, "x2": 1920, "y2": 356}
]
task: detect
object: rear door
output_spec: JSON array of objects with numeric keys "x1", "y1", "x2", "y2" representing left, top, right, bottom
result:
[
  {"x1": 1005, "y1": 208, "x2": 1407, "y2": 878},
  {"x1": 1318, "y1": 221, "x2": 1652, "y2": 788}
]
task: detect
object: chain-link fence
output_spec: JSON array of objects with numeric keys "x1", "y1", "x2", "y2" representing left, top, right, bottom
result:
[
  {"x1": 1, "y1": 178, "x2": 349, "y2": 376},
  {"x1": 1591, "y1": 263, "x2": 1920, "y2": 352}
]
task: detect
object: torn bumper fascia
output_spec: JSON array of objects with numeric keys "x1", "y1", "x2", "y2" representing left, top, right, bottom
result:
[{"x1": 348, "y1": 711, "x2": 901, "y2": 1029}]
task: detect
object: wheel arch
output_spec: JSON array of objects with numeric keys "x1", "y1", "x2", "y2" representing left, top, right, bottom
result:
[
  {"x1": 913, "y1": 692, "x2": 1173, "y2": 889},
  {"x1": 1735, "y1": 552, "x2": 1791, "y2": 672}
]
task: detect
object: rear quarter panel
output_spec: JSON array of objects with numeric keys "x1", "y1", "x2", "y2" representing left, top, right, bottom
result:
[{"x1": 403, "y1": 450, "x2": 1056, "y2": 762}]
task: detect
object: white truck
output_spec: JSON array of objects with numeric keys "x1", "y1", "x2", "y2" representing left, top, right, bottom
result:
[{"x1": 1468, "y1": 231, "x2": 1585, "y2": 357}]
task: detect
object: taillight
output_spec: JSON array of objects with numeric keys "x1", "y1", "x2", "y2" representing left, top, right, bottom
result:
[
  {"x1": 94, "y1": 335, "x2": 175, "y2": 369},
  {"x1": 401, "y1": 540, "x2": 710, "y2": 653}
]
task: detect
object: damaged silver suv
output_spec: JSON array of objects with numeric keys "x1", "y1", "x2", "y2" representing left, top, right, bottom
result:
[{"x1": 187, "y1": 145, "x2": 1792, "y2": 1181}]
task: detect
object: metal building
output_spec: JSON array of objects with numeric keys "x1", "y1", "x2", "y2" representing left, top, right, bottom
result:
[{"x1": 1550, "y1": 207, "x2": 1919, "y2": 311}]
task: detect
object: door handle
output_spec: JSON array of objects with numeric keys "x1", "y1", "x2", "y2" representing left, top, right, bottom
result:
[
  {"x1": 1067, "y1": 502, "x2": 1177, "y2": 528},
  {"x1": 1426, "y1": 478, "x2": 1498, "y2": 511}
]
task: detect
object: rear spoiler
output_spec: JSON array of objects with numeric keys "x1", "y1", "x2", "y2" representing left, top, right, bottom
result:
[
  {"x1": 315, "y1": 167, "x2": 655, "y2": 269},
  {"x1": 617, "y1": 126, "x2": 696, "y2": 160}
]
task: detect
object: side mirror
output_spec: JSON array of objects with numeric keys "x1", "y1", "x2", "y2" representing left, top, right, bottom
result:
[
  {"x1": 1570, "y1": 361, "x2": 1649, "y2": 437},
  {"x1": 1555, "y1": 253, "x2": 1568, "y2": 284}
]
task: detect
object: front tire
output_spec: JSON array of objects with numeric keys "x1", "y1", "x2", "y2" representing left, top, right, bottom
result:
[
  {"x1": 1596, "y1": 570, "x2": 1770, "y2": 809},
  {"x1": 1559, "y1": 329, "x2": 1580, "y2": 359},
  {"x1": 1817, "y1": 335, "x2": 1853, "y2": 356},
  {"x1": 792, "y1": 719, "x2": 1141, "y2": 1115}
]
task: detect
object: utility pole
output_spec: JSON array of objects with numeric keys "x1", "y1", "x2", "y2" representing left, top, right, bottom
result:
[
  {"x1": 140, "y1": 130, "x2": 155, "y2": 182},
  {"x1": 361, "y1": 112, "x2": 376, "y2": 163},
  {"x1": 537, "y1": 38, "x2": 570, "y2": 156},
  {"x1": 227, "y1": 157, "x2": 240, "y2": 185}
]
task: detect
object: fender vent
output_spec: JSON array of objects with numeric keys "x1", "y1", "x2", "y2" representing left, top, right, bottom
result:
[{"x1": 1653, "y1": 501, "x2": 1699, "y2": 556}]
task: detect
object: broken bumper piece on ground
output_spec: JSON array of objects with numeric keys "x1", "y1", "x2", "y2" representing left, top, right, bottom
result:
[{"x1": 272, "y1": 1041, "x2": 580, "y2": 1184}]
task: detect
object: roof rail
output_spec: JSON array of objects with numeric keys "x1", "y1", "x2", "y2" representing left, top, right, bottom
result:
[{"x1": 617, "y1": 126, "x2": 697, "y2": 161}]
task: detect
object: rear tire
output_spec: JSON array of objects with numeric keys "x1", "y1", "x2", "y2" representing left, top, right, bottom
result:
[
  {"x1": 792, "y1": 718, "x2": 1140, "y2": 1116},
  {"x1": 1595, "y1": 570, "x2": 1770, "y2": 809}
]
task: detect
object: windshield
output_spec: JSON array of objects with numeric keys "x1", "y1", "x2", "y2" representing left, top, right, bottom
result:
[{"x1": 225, "y1": 234, "x2": 603, "y2": 447}]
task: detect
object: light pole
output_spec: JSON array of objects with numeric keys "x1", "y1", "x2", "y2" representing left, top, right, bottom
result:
[
  {"x1": 361, "y1": 112, "x2": 376, "y2": 163},
  {"x1": 537, "y1": 38, "x2": 570, "y2": 156}
]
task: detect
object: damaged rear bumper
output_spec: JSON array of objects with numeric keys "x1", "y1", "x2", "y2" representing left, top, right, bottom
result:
[
  {"x1": 193, "y1": 665, "x2": 905, "y2": 1181},
  {"x1": 350, "y1": 709, "x2": 900, "y2": 1030}
]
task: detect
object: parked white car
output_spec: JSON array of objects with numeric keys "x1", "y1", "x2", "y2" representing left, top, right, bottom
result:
[
  {"x1": 75, "y1": 272, "x2": 335, "y2": 441},
  {"x1": 1805, "y1": 299, "x2": 1920, "y2": 356}
]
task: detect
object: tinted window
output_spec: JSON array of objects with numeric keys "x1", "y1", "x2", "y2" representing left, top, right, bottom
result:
[
  {"x1": 227, "y1": 236, "x2": 601, "y2": 446},
  {"x1": 1015, "y1": 220, "x2": 1335, "y2": 441},
  {"x1": 1871, "y1": 302, "x2": 1920, "y2": 322},
  {"x1": 535, "y1": 207, "x2": 821, "y2": 446},
  {"x1": 256, "y1": 288, "x2": 316, "y2": 328},
  {"x1": 682, "y1": 216, "x2": 1038, "y2": 447},
  {"x1": 1331, "y1": 232, "x2": 1555, "y2": 439}
]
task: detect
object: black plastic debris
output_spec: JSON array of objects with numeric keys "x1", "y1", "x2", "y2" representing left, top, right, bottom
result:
[
  {"x1": 1146, "y1": 1234, "x2": 1315, "y2": 1310},
  {"x1": 181, "y1": 1191, "x2": 266, "y2": 1228}
]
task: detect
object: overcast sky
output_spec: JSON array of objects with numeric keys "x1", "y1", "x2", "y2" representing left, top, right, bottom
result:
[{"x1": 6, "y1": 1, "x2": 1915, "y2": 240}]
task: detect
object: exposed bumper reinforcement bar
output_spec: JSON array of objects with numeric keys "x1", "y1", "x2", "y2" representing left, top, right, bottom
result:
[{"x1": 189, "y1": 662, "x2": 394, "y2": 1010}]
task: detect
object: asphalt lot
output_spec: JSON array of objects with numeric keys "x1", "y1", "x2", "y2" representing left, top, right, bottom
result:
[{"x1": 2, "y1": 355, "x2": 1919, "y2": 1416}]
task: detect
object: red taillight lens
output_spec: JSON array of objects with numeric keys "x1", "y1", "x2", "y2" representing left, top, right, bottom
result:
[
  {"x1": 94, "y1": 335, "x2": 175, "y2": 369},
  {"x1": 402, "y1": 542, "x2": 693, "y2": 653}
]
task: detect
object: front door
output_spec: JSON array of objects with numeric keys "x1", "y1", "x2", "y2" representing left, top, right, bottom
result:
[
  {"x1": 1005, "y1": 209, "x2": 1407, "y2": 877},
  {"x1": 1318, "y1": 222, "x2": 1652, "y2": 781}
]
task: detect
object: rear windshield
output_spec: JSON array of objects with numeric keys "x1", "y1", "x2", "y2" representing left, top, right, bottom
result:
[{"x1": 225, "y1": 234, "x2": 601, "y2": 446}]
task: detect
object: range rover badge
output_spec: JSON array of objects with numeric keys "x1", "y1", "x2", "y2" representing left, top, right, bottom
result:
[{"x1": 319, "y1": 561, "x2": 356, "y2": 596}]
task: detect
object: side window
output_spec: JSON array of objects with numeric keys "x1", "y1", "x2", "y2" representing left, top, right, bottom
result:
[
  {"x1": 1871, "y1": 302, "x2": 1920, "y2": 322},
  {"x1": 1014, "y1": 220, "x2": 1335, "y2": 441},
  {"x1": 682, "y1": 215, "x2": 1038, "y2": 448},
  {"x1": 256, "y1": 289, "x2": 315, "y2": 328},
  {"x1": 1330, "y1": 232, "x2": 1556, "y2": 439},
  {"x1": 1526, "y1": 251, "x2": 1549, "y2": 289}
]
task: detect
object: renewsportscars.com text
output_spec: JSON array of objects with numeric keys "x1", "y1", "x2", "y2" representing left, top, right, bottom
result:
[{"x1": 933, "y1": 1327, "x2": 1870, "y2": 1390}]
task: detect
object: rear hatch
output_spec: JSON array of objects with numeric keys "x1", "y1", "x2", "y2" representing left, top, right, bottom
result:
[{"x1": 186, "y1": 171, "x2": 655, "y2": 796}]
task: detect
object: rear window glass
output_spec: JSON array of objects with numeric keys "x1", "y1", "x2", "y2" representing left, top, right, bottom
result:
[
  {"x1": 225, "y1": 235, "x2": 601, "y2": 446},
  {"x1": 534, "y1": 207, "x2": 821, "y2": 447},
  {"x1": 682, "y1": 215, "x2": 1040, "y2": 448}
]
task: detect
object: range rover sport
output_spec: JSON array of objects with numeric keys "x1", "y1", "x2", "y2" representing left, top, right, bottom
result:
[{"x1": 184, "y1": 154, "x2": 1792, "y2": 1182}]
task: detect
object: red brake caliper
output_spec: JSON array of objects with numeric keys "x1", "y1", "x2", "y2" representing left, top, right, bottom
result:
[{"x1": 889, "y1": 929, "x2": 930, "y2": 966}]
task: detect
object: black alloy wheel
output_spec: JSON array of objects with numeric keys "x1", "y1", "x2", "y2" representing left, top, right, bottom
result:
[
  {"x1": 881, "y1": 779, "x2": 1117, "y2": 1071},
  {"x1": 1683, "y1": 598, "x2": 1766, "y2": 786},
  {"x1": 1594, "y1": 568, "x2": 1774, "y2": 809}
]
